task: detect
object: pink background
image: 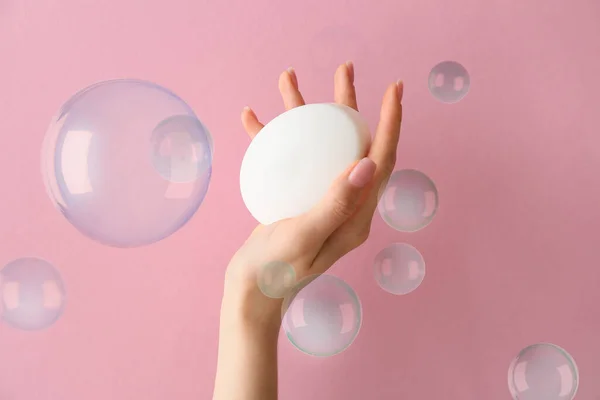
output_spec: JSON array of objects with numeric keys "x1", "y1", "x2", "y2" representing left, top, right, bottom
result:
[{"x1": 1, "y1": 0, "x2": 599, "y2": 399}]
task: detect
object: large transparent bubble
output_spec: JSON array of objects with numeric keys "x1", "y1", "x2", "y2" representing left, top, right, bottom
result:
[
  {"x1": 0, "y1": 257, "x2": 66, "y2": 331},
  {"x1": 282, "y1": 274, "x2": 362, "y2": 357},
  {"x1": 42, "y1": 80, "x2": 213, "y2": 247}
]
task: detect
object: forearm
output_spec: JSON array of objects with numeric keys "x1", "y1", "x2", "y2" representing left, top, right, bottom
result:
[{"x1": 213, "y1": 296, "x2": 281, "y2": 400}]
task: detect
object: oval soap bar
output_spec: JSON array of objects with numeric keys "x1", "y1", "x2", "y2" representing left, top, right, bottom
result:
[{"x1": 240, "y1": 103, "x2": 371, "y2": 225}]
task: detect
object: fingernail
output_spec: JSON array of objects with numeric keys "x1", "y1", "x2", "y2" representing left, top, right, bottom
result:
[
  {"x1": 243, "y1": 106, "x2": 251, "y2": 112},
  {"x1": 348, "y1": 157, "x2": 376, "y2": 187},
  {"x1": 287, "y1": 67, "x2": 297, "y2": 87},
  {"x1": 396, "y1": 80, "x2": 404, "y2": 102},
  {"x1": 346, "y1": 61, "x2": 354, "y2": 83}
]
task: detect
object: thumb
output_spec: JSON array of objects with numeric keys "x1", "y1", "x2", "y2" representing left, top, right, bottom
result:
[{"x1": 298, "y1": 157, "x2": 376, "y2": 242}]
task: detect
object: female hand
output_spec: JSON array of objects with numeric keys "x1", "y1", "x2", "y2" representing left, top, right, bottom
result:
[{"x1": 223, "y1": 62, "x2": 403, "y2": 329}]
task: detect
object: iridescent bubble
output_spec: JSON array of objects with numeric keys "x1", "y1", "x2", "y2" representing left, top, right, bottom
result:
[
  {"x1": 374, "y1": 243, "x2": 425, "y2": 295},
  {"x1": 282, "y1": 274, "x2": 362, "y2": 357},
  {"x1": 508, "y1": 343, "x2": 579, "y2": 400},
  {"x1": 0, "y1": 257, "x2": 66, "y2": 331},
  {"x1": 257, "y1": 261, "x2": 296, "y2": 299},
  {"x1": 378, "y1": 169, "x2": 438, "y2": 232},
  {"x1": 428, "y1": 61, "x2": 470, "y2": 104},
  {"x1": 41, "y1": 79, "x2": 213, "y2": 248}
]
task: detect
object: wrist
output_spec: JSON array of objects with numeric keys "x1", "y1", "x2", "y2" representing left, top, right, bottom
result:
[
  {"x1": 220, "y1": 288, "x2": 283, "y2": 335},
  {"x1": 214, "y1": 294, "x2": 280, "y2": 400}
]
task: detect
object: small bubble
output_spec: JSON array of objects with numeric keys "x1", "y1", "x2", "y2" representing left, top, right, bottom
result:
[
  {"x1": 374, "y1": 243, "x2": 425, "y2": 295},
  {"x1": 378, "y1": 169, "x2": 439, "y2": 232},
  {"x1": 257, "y1": 261, "x2": 296, "y2": 299},
  {"x1": 1, "y1": 257, "x2": 66, "y2": 331},
  {"x1": 508, "y1": 343, "x2": 579, "y2": 400},
  {"x1": 428, "y1": 61, "x2": 470, "y2": 104},
  {"x1": 150, "y1": 114, "x2": 213, "y2": 183},
  {"x1": 282, "y1": 274, "x2": 362, "y2": 357}
]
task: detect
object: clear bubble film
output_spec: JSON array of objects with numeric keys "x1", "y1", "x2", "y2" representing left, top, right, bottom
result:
[
  {"x1": 428, "y1": 60, "x2": 471, "y2": 104},
  {"x1": 42, "y1": 79, "x2": 213, "y2": 247},
  {"x1": 378, "y1": 169, "x2": 438, "y2": 232},
  {"x1": 282, "y1": 274, "x2": 362, "y2": 357},
  {"x1": 508, "y1": 343, "x2": 579, "y2": 400},
  {"x1": 0, "y1": 257, "x2": 67, "y2": 331},
  {"x1": 374, "y1": 243, "x2": 425, "y2": 295}
]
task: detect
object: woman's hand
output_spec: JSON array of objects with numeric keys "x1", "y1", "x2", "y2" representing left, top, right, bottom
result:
[
  {"x1": 213, "y1": 63, "x2": 403, "y2": 400},
  {"x1": 222, "y1": 62, "x2": 404, "y2": 328}
]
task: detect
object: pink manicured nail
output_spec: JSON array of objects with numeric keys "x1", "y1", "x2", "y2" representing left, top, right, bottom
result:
[
  {"x1": 349, "y1": 158, "x2": 376, "y2": 187},
  {"x1": 396, "y1": 80, "x2": 404, "y2": 101},
  {"x1": 346, "y1": 61, "x2": 355, "y2": 83},
  {"x1": 287, "y1": 67, "x2": 298, "y2": 87}
]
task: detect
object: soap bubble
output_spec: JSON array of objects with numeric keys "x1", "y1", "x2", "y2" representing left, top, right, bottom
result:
[
  {"x1": 282, "y1": 274, "x2": 362, "y2": 357},
  {"x1": 378, "y1": 169, "x2": 438, "y2": 232},
  {"x1": 374, "y1": 243, "x2": 425, "y2": 295},
  {"x1": 42, "y1": 79, "x2": 213, "y2": 248},
  {"x1": 508, "y1": 343, "x2": 579, "y2": 400},
  {"x1": 257, "y1": 261, "x2": 296, "y2": 299},
  {"x1": 151, "y1": 115, "x2": 212, "y2": 183},
  {"x1": 0, "y1": 257, "x2": 66, "y2": 330},
  {"x1": 428, "y1": 61, "x2": 470, "y2": 103}
]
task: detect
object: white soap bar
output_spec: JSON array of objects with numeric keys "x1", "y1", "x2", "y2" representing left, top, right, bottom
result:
[{"x1": 240, "y1": 103, "x2": 371, "y2": 225}]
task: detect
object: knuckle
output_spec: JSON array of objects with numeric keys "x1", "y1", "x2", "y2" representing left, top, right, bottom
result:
[{"x1": 331, "y1": 197, "x2": 355, "y2": 220}]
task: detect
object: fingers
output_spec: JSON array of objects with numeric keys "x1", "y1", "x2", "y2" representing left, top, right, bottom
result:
[
  {"x1": 241, "y1": 107, "x2": 264, "y2": 139},
  {"x1": 370, "y1": 81, "x2": 403, "y2": 171},
  {"x1": 308, "y1": 81, "x2": 403, "y2": 274},
  {"x1": 297, "y1": 157, "x2": 376, "y2": 245},
  {"x1": 357, "y1": 81, "x2": 403, "y2": 218},
  {"x1": 334, "y1": 61, "x2": 358, "y2": 110},
  {"x1": 243, "y1": 68, "x2": 305, "y2": 139},
  {"x1": 245, "y1": 64, "x2": 360, "y2": 139},
  {"x1": 368, "y1": 81, "x2": 403, "y2": 188},
  {"x1": 278, "y1": 68, "x2": 305, "y2": 110}
]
